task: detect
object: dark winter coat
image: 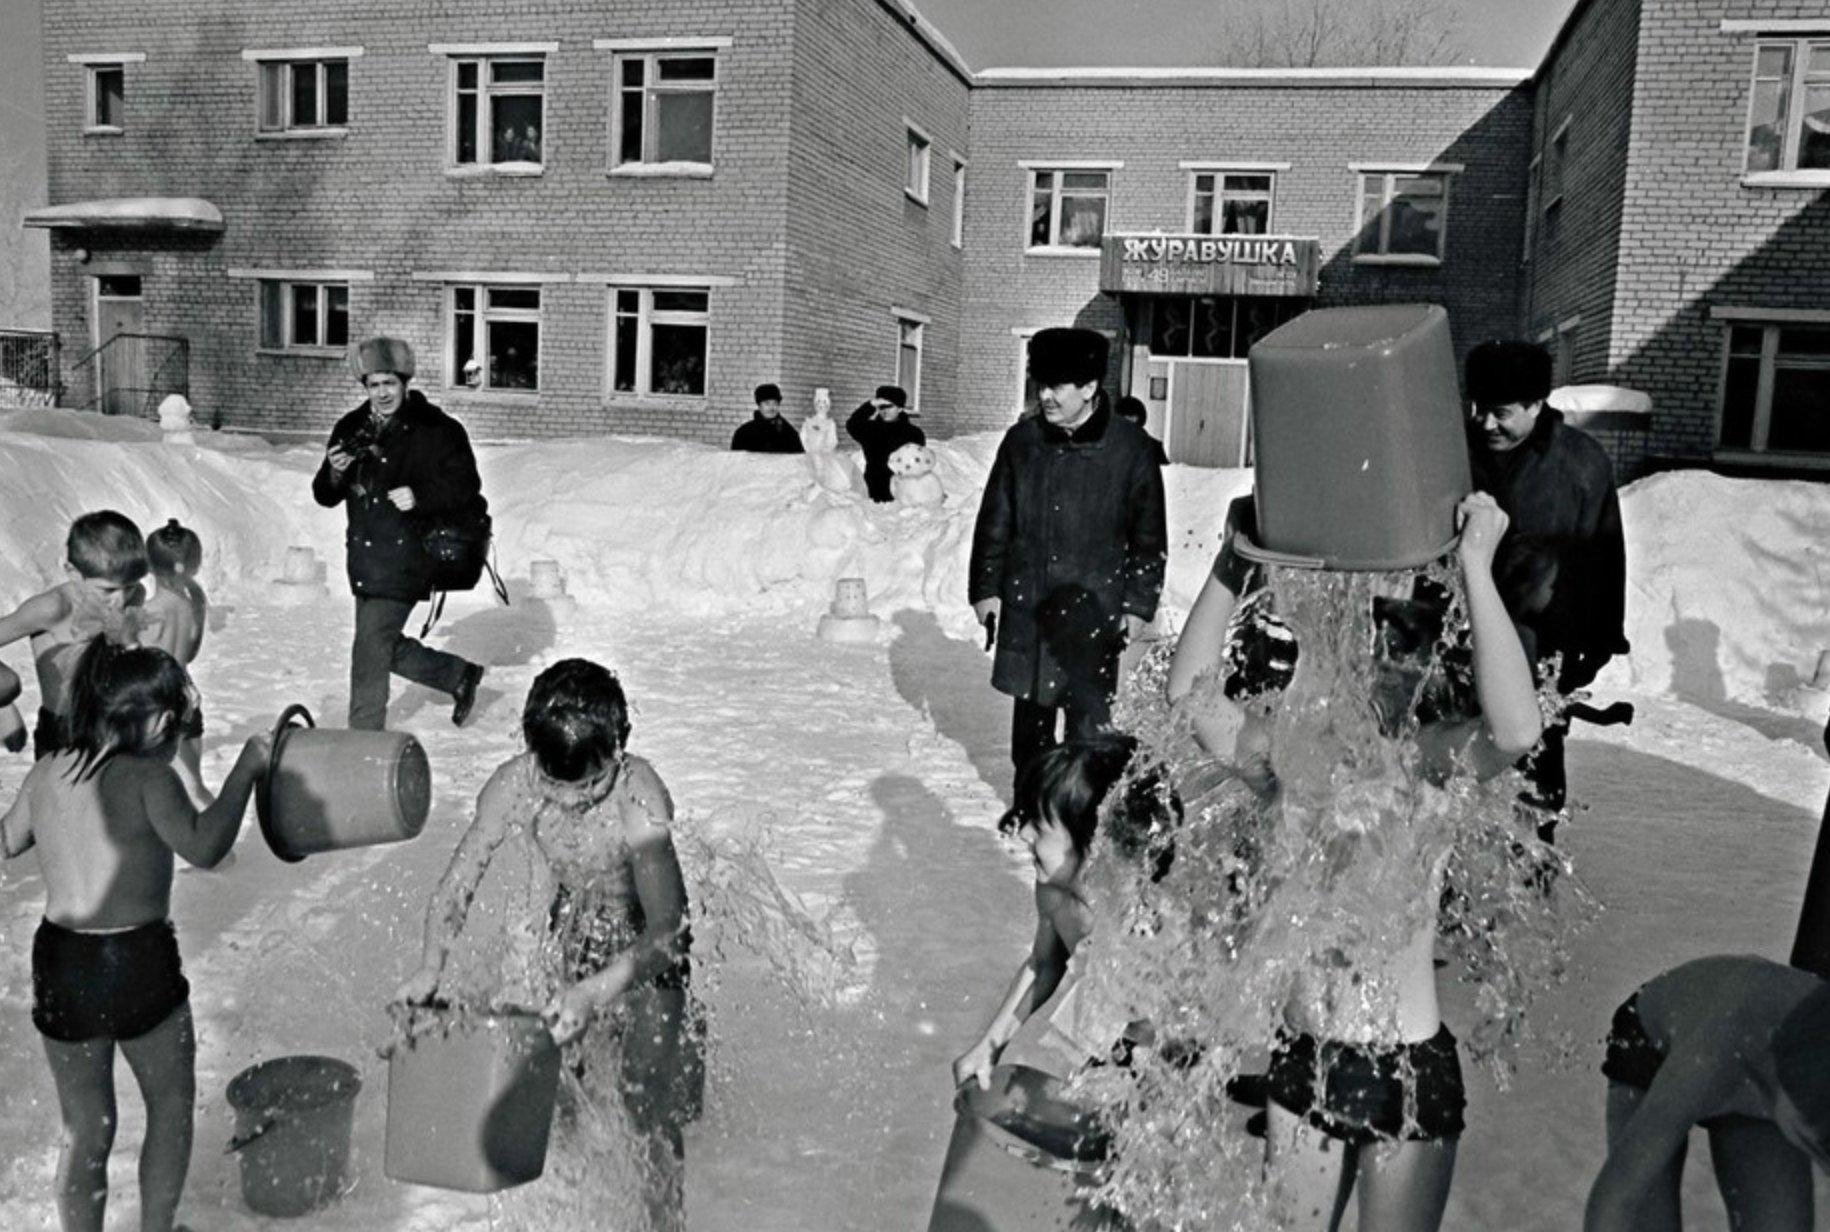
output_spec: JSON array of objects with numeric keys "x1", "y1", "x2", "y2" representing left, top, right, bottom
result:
[
  {"x1": 1469, "y1": 407, "x2": 1627, "y2": 690},
  {"x1": 730, "y1": 412, "x2": 806, "y2": 454},
  {"x1": 845, "y1": 402, "x2": 926, "y2": 501},
  {"x1": 969, "y1": 400, "x2": 1169, "y2": 706},
  {"x1": 311, "y1": 390, "x2": 486, "y2": 603}
]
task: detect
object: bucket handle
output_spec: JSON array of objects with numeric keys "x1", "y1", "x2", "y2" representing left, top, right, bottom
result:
[
  {"x1": 255, "y1": 704, "x2": 315, "y2": 865},
  {"x1": 226, "y1": 1116, "x2": 278, "y2": 1154}
]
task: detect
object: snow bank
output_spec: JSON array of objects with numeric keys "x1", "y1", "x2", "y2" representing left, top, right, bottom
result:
[{"x1": 0, "y1": 410, "x2": 1821, "y2": 708}]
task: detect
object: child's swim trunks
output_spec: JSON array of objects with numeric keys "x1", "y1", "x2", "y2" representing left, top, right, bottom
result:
[
  {"x1": 1600, "y1": 992, "x2": 1664, "y2": 1090},
  {"x1": 1266, "y1": 1024, "x2": 1466, "y2": 1142},
  {"x1": 32, "y1": 918, "x2": 190, "y2": 1042}
]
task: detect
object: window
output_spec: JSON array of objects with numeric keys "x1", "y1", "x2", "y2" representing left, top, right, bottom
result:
[
  {"x1": 87, "y1": 65, "x2": 125, "y2": 130},
  {"x1": 258, "y1": 59, "x2": 349, "y2": 132},
  {"x1": 610, "y1": 287, "x2": 710, "y2": 398},
  {"x1": 1744, "y1": 40, "x2": 1830, "y2": 173},
  {"x1": 951, "y1": 158, "x2": 966, "y2": 248},
  {"x1": 614, "y1": 52, "x2": 717, "y2": 169},
  {"x1": 1189, "y1": 172, "x2": 1274, "y2": 235},
  {"x1": 1720, "y1": 322, "x2": 1830, "y2": 454},
  {"x1": 450, "y1": 56, "x2": 545, "y2": 168},
  {"x1": 1522, "y1": 154, "x2": 1541, "y2": 263},
  {"x1": 1353, "y1": 170, "x2": 1451, "y2": 263},
  {"x1": 1147, "y1": 297, "x2": 1303, "y2": 359},
  {"x1": 259, "y1": 281, "x2": 349, "y2": 351},
  {"x1": 895, "y1": 317, "x2": 924, "y2": 408},
  {"x1": 451, "y1": 285, "x2": 541, "y2": 391},
  {"x1": 1544, "y1": 119, "x2": 1570, "y2": 209},
  {"x1": 905, "y1": 125, "x2": 930, "y2": 204},
  {"x1": 1029, "y1": 168, "x2": 1110, "y2": 250}
]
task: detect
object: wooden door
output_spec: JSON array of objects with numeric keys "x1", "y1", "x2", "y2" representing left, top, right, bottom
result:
[
  {"x1": 1167, "y1": 361, "x2": 1250, "y2": 468},
  {"x1": 94, "y1": 275, "x2": 144, "y2": 415}
]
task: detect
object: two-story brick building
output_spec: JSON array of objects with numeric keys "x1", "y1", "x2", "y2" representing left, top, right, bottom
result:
[{"x1": 26, "y1": 0, "x2": 1830, "y2": 476}]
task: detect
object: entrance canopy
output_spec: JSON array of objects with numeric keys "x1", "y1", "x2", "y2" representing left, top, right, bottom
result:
[
  {"x1": 1101, "y1": 232, "x2": 1319, "y2": 297},
  {"x1": 24, "y1": 197, "x2": 224, "y2": 233}
]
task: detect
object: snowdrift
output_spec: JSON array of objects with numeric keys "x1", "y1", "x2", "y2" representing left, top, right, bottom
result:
[{"x1": 0, "y1": 410, "x2": 1820, "y2": 709}]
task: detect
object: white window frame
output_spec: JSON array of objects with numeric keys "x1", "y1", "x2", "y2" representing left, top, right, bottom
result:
[
  {"x1": 905, "y1": 121, "x2": 931, "y2": 205},
  {"x1": 950, "y1": 154, "x2": 966, "y2": 249},
  {"x1": 1185, "y1": 168, "x2": 1279, "y2": 235},
  {"x1": 244, "y1": 50, "x2": 360, "y2": 137},
  {"x1": 1023, "y1": 162, "x2": 1119, "y2": 256},
  {"x1": 1740, "y1": 36, "x2": 1830, "y2": 183},
  {"x1": 602, "y1": 40, "x2": 727, "y2": 177},
  {"x1": 1543, "y1": 117, "x2": 1571, "y2": 212},
  {"x1": 446, "y1": 282, "x2": 545, "y2": 394},
  {"x1": 1713, "y1": 310, "x2": 1830, "y2": 457},
  {"x1": 606, "y1": 284, "x2": 714, "y2": 401},
  {"x1": 435, "y1": 45, "x2": 556, "y2": 175},
  {"x1": 255, "y1": 280, "x2": 352, "y2": 353},
  {"x1": 893, "y1": 311, "x2": 926, "y2": 409},
  {"x1": 1350, "y1": 164, "x2": 1459, "y2": 266},
  {"x1": 69, "y1": 54, "x2": 143, "y2": 133}
]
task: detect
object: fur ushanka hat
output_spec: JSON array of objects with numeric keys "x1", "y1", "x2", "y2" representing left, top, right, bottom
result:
[
  {"x1": 352, "y1": 336, "x2": 417, "y2": 382},
  {"x1": 1028, "y1": 327, "x2": 1109, "y2": 388}
]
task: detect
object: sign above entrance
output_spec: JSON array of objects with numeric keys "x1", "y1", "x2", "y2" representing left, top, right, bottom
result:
[{"x1": 1101, "y1": 233, "x2": 1319, "y2": 297}]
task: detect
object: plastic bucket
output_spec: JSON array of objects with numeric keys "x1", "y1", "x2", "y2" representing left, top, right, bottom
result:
[
  {"x1": 926, "y1": 1065, "x2": 1124, "y2": 1232},
  {"x1": 226, "y1": 1055, "x2": 361, "y2": 1218},
  {"x1": 256, "y1": 704, "x2": 431, "y2": 863},
  {"x1": 384, "y1": 1006, "x2": 562, "y2": 1193},
  {"x1": 1242, "y1": 303, "x2": 1471, "y2": 571}
]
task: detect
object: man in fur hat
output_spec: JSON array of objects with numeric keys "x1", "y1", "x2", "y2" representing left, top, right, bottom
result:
[
  {"x1": 312, "y1": 336, "x2": 487, "y2": 730},
  {"x1": 731, "y1": 382, "x2": 804, "y2": 453},
  {"x1": 845, "y1": 384, "x2": 925, "y2": 502},
  {"x1": 969, "y1": 327, "x2": 1168, "y2": 773}
]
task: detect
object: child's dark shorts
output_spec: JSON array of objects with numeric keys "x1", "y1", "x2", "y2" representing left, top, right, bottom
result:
[
  {"x1": 1601, "y1": 992, "x2": 1665, "y2": 1091},
  {"x1": 1266, "y1": 1024, "x2": 1466, "y2": 1142},
  {"x1": 32, "y1": 918, "x2": 191, "y2": 1043}
]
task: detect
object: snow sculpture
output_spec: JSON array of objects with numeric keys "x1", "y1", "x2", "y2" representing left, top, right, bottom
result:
[
  {"x1": 800, "y1": 387, "x2": 838, "y2": 452},
  {"x1": 816, "y1": 576, "x2": 883, "y2": 644},
  {"x1": 158, "y1": 394, "x2": 196, "y2": 445},
  {"x1": 269, "y1": 545, "x2": 329, "y2": 604},
  {"x1": 887, "y1": 444, "x2": 944, "y2": 506},
  {"x1": 527, "y1": 558, "x2": 577, "y2": 618}
]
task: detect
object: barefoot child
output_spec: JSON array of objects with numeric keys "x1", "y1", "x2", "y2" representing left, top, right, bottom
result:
[
  {"x1": 1, "y1": 641, "x2": 268, "y2": 1232},
  {"x1": 0, "y1": 510, "x2": 148, "y2": 760},
  {"x1": 138, "y1": 520, "x2": 209, "y2": 786},
  {"x1": 1585, "y1": 955, "x2": 1830, "y2": 1232}
]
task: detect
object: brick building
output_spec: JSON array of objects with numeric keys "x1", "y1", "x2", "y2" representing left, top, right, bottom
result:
[{"x1": 26, "y1": 0, "x2": 1829, "y2": 474}]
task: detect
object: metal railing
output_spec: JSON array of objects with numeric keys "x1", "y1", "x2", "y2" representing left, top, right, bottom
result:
[
  {"x1": 69, "y1": 332, "x2": 190, "y2": 418},
  {"x1": 0, "y1": 329, "x2": 62, "y2": 408}
]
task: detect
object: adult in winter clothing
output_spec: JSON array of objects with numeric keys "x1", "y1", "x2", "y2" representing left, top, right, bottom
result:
[
  {"x1": 730, "y1": 382, "x2": 804, "y2": 454},
  {"x1": 969, "y1": 328, "x2": 1169, "y2": 774},
  {"x1": 846, "y1": 385, "x2": 925, "y2": 502},
  {"x1": 1114, "y1": 395, "x2": 1170, "y2": 467},
  {"x1": 1466, "y1": 339, "x2": 1628, "y2": 832},
  {"x1": 312, "y1": 336, "x2": 486, "y2": 732}
]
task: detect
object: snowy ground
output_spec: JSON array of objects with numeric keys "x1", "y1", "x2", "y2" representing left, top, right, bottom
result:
[{"x1": 0, "y1": 411, "x2": 1826, "y2": 1230}]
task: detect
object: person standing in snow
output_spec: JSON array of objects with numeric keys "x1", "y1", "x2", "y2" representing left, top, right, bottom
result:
[
  {"x1": 969, "y1": 328, "x2": 1168, "y2": 774},
  {"x1": 730, "y1": 383, "x2": 804, "y2": 454},
  {"x1": 312, "y1": 336, "x2": 486, "y2": 731},
  {"x1": 846, "y1": 385, "x2": 924, "y2": 502},
  {"x1": 1465, "y1": 340, "x2": 1628, "y2": 838}
]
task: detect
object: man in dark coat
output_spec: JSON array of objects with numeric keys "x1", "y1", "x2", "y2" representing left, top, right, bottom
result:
[
  {"x1": 312, "y1": 336, "x2": 486, "y2": 731},
  {"x1": 846, "y1": 384, "x2": 924, "y2": 502},
  {"x1": 969, "y1": 327, "x2": 1169, "y2": 774},
  {"x1": 1467, "y1": 339, "x2": 1628, "y2": 834},
  {"x1": 731, "y1": 382, "x2": 804, "y2": 454}
]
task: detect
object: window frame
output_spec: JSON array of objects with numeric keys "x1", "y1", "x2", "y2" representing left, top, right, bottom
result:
[
  {"x1": 440, "y1": 48, "x2": 552, "y2": 175},
  {"x1": 1350, "y1": 165, "x2": 1458, "y2": 266},
  {"x1": 256, "y1": 279, "x2": 352, "y2": 354},
  {"x1": 1714, "y1": 314, "x2": 1830, "y2": 457},
  {"x1": 248, "y1": 53, "x2": 356, "y2": 137},
  {"x1": 950, "y1": 155, "x2": 967, "y2": 249},
  {"x1": 447, "y1": 282, "x2": 545, "y2": 394},
  {"x1": 604, "y1": 42, "x2": 725, "y2": 177},
  {"x1": 69, "y1": 54, "x2": 144, "y2": 134},
  {"x1": 1741, "y1": 36, "x2": 1830, "y2": 181},
  {"x1": 893, "y1": 312, "x2": 926, "y2": 410},
  {"x1": 1185, "y1": 169, "x2": 1278, "y2": 236},
  {"x1": 1023, "y1": 162, "x2": 1118, "y2": 256},
  {"x1": 605, "y1": 284, "x2": 714, "y2": 403},
  {"x1": 1542, "y1": 117, "x2": 1571, "y2": 212},
  {"x1": 905, "y1": 121, "x2": 931, "y2": 205}
]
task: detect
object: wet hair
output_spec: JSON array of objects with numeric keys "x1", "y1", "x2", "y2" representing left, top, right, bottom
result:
[
  {"x1": 522, "y1": 658, "x2": 631, "y2": 782},
  {"x1": 64, "y1": 640, "x2": 192, "y2": 782},
  {"x1": 66, "y1": 510, "x2": 148, "y2": 585},
  {"x1": 147, "y1": 518, "x2": 203, "y2": 581},
  {"x1": 999, "y1": 735, "x2": 1136, "y2": 861},
  {"x1": 1114, "y1": 396, "x2": 1149, "y2": 427},
  {"x1": 1465, "y1": 339, "x2": 1552, "y2": 409},
  {"x1": 1773, "y1": 983, "x2": 1830, "y2": 1155}
]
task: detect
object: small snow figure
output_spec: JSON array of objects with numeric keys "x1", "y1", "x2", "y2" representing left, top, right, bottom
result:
[
  {"x1": 800, "y1": 387, "x2": 838, "y2": 453},
  {"x1": 887, "y1": 444, "x2": 945, "y2": 507},
  {"x1": 158, "y1": 394, "x2": 196, "y2": 445}
]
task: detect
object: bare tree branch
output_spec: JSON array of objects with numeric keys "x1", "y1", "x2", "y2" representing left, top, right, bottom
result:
[{"x1": 1214, "y1": 0, "x2": 1468, "y2": 68}]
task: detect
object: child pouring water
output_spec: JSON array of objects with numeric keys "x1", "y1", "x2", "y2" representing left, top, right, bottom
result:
[{"x1": 0, "y1": 641, "x2": 268, "y2": 1232}]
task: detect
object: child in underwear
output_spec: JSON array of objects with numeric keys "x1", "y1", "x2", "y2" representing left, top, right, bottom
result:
[
  {"x1": 0, "y1": 640, "x2": 268, "y2": 1232},
  {"x1": 396, "y1": 658, "x2": 697, "y2": 1230},
  {"x1": 1586, "y1": 954, "x2": 1830, "y2": 1232},
  {"x1": 137, "y1": 520, "x2": 209, "y2": 786},
  {"x1": 0, "y1": 510, "x2": 148, "y2": 760}
]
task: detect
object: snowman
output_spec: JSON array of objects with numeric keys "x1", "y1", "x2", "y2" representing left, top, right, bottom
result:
[
  {"x1": 800, "y1": 387, "x2": 839, "y2": 452},
  {"x1": 887, "y1": 443, "x2": 945, "y2": 506}
]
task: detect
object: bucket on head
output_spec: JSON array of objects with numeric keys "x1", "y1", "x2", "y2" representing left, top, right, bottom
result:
[
  {"x1": 226, "y1": 1055, "x2": 361, "y2": 1218},
  {"x1": 926, "y1": 1065, "x2": 1124, "y2": 1232},
  {"x1": 1241, "y1": 303, "x2": 1471, "y2": 571},
  {"x1": 384, "y1": 1006, "x2": 562, "y2": 1193},
  {"x1": 256, "y1": 704, "x2": 431, "y2": 863}
]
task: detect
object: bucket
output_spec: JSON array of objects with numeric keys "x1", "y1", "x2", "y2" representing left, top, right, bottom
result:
[
  {"x1": 926, "y1": 1065, "x2": 1124, "y2": 1232},
  {"x1": 256, "y1": 704, "x2": 431, "y2": 863},
  {"x1": 226, "y1": 1055, "x2": 361, "y2": 1218},
  {"x1": 1241, "y1": 303, "x2": 1471, "y2": 571},
  {"x1": 384, "y1": 1006, "x2": 562, "y2": 1193}
]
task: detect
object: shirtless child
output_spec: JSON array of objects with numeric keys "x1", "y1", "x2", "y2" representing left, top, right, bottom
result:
[
  {"x1": 0, "y1": 511, "x2": 148, "y2": 760},
  {"x1": 1586, "y1": 954, "x2": 1830, "y2": 1232},
  {"x1": 138, "y1": 520, "x2": 209, "y2": 785}
]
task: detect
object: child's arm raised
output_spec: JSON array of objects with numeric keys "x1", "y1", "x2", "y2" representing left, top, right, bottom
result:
[
  {"x1": 396, "y1": 761, "x2": 520, "y2": 1005},
  {"x1": 1456, "y1": 492, "x2": 1545, "y2": 772},
  {"x1": 952, "y1": 899, "x2": 1074, "y2": 1091},
  {"x1": 140, "y1": 734, "x2": 267, "y2": 869}
]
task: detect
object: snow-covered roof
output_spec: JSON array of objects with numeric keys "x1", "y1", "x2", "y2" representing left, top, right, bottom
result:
[{"x1": 23, "y1": 197, "x2": 224, "y2": 232}]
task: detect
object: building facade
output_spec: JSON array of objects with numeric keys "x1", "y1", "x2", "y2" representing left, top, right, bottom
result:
[{"x1": 30, "y1": 0, "x2": 1830, "y2": 476}]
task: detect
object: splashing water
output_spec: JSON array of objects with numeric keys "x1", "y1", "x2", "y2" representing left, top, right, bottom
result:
[{"x1": 1054, "y1": 564, "x2": 1594, "y2": 1230}]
